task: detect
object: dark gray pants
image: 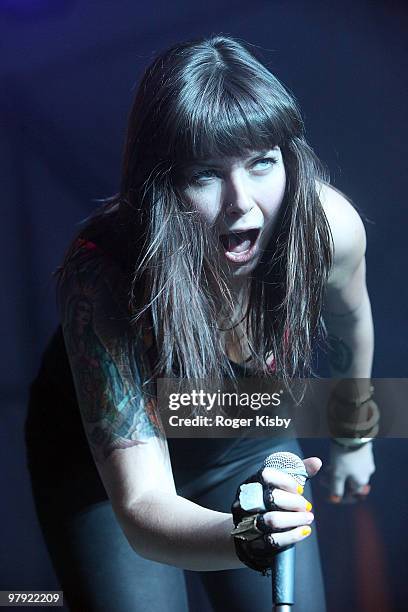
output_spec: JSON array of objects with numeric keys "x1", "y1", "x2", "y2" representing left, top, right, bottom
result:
[{"x1": 27, "y1": 431, "x2": 326, "y2": 612}]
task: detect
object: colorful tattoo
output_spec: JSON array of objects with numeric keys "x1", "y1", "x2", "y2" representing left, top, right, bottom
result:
[{"x1": 60, "y1": 247, "x2": 165, "y2": 463}]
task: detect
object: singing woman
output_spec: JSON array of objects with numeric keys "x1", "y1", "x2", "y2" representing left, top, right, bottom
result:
[{"x1": 25, "y1": 35, "x2": 376, "y2": 611}]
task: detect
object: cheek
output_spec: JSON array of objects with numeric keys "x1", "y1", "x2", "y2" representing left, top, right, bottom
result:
[
  {"x1": 260, "y1": 166, "x2": 286, "y2": 216},
  {"x1": 184, "y1": 190, "x2": 220, "y2": 224}
]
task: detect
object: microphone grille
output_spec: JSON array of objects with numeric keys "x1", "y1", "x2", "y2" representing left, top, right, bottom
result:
[{"x1": 263, "y1": 451, "x2": 308, "y2": 487}]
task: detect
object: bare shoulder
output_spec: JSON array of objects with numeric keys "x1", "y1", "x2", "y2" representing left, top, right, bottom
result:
[{"x1": 315, "y1": 180, "x2": 367, "y2": 281}]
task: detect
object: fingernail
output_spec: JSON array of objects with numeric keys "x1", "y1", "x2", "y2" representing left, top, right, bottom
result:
[
  {"x1": 302, "y1": 527, "x2": 311, "y2": 536},
  {"x1": 297, "y1": 485, "x2": 304, "y2": 494},
  {"x1": 305, "y1": 501, "x2": 312, "y2": 512},
  {"x1": 329, "y1": 495, "x2": 341, "y2": 504}
]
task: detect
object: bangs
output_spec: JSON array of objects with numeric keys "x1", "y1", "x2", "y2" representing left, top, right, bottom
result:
[{"x1": 168, "y1": 80, "x2": 293, "y2": 164}]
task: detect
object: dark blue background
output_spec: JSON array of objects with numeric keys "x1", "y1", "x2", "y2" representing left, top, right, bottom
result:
[{"x1": 1, "y1": 1, "x2": 407, "y2": 610}]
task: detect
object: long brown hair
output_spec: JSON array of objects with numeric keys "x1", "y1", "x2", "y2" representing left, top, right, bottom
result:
[{"x1": 58, "y1": 35, "x2": 334, "y2": 392}]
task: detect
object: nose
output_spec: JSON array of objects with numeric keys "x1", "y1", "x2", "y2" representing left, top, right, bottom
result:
[
  {"x1": 225, "y1": 201, "x2": 254, "y2": 218},
  {"x1": 223, "y1": 174, "x2": 254, "y2": 218}
]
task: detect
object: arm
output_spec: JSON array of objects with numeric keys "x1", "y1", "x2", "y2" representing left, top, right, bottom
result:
[
  {"x1": 320, "y1": 185, "x2": 374, "y2": 385},
  {"x1": 318, "y1": 184, "x2": 376, "y2": 500},
  {"x1": 58, "y1": 246, "x2": 242, "y2": 571}
]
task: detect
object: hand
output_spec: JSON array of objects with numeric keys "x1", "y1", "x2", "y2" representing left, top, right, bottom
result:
[
  {"x1": 326, "y1": 440, "x2": 375, "y2": 504},
  {"x1": 231, "y1": 457, "x2": 322, "y2": 572}
]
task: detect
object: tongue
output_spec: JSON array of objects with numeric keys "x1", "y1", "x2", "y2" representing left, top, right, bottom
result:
[{"x1": 227, "y1": 231, "x2": 252, "y2": 253}]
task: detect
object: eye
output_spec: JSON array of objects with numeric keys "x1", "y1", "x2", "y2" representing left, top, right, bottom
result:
[
  {"x1": 189, "y1": 169, "x2": 218, "y2": 185},
  {"x1": 251, "y1": 157, "x2": 277, "y2": 171}
]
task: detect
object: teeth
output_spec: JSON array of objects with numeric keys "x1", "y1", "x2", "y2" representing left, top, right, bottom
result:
[{"x1": 220, "y1": 228, "x2": 260, "y2": 238}]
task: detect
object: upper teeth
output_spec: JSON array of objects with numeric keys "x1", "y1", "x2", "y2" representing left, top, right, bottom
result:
[{"x1": 230, "y1": 229, "x2": 255, "y2": 234}]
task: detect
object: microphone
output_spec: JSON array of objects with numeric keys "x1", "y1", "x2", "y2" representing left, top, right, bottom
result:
[
  {"x1": 237, "y1": 451, "x2": 308, "y2": 610},
  {"x1": 263, "y1": 452, "x2": 308, "y2": 611}
]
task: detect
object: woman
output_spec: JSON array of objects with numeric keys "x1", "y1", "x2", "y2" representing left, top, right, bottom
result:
[{"x1": 25, "y1": 35, "x2": 377, "y2": 611}]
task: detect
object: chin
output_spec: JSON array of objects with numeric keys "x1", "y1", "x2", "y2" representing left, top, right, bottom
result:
[{"x1": 228, "y1": 260, "x2": 258, "y2": 276}]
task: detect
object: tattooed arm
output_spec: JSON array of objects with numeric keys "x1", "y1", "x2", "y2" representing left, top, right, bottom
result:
[
  {"x1": 319, "y1": 184, "x2": 376, "y2": 502},
  {"x1": 58, "y1": 246, "x2": 242, "y2": 571},
  {"x1": 320, "y1": 184, "x2": 374, "y2": 385}
]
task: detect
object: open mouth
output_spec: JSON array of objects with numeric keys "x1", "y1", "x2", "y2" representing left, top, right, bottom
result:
[{"x1": 219, "y1": 228, "x2": 261, "y2": 263}]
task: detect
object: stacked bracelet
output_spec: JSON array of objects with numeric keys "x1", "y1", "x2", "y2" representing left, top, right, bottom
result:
[
  {"x1": 328, "y1": 383, "x2": 379, "y2": 449},
  {"x1": 332, "y1": 436, "x2": 374, "y2": 450}
]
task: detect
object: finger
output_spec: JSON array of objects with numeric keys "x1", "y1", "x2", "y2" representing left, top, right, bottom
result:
[
  {"x1": 354, "y1": 484, "x2": 371, "y2": 499},
  {"x1": 303, "y1": 457, "x2": 322, "y2": 478},
  {"x1": 328, "y1": 495, "x2": 343, "y2": 504},
  {"x1": 329, "y1": 475, "x2": 345, "y2": 503},
  {"x1": 347, "y1": 479, "x2": 371, "y2": 497},
  {"x1": 261, "y1": 467, "x2": 304, "y2": 494},
  {"x1": 347, "y1": 476, "x2": 368, "y2": 494},
  {"x1": 264, "y1": 525, "x2": 313, "y2": 549},
  {"x1": 271, "y1": 489, "x2": 313, "y2": 512},
  {"x1": 263, "y1": 510, "x2": 314, "y2": 531}
]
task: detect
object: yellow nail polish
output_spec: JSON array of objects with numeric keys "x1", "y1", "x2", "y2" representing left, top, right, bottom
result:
[
  {"x1": 297, "y1": 485, "x2": 304, "y2": 494},
  {"x1": 306, "y1": 501, "x2": 313, "y2": 512},
  {"x1": 302, "y1": 527, "x2": 311, "y2": 536}
]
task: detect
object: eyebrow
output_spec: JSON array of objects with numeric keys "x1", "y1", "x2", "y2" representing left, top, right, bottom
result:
[{"x1": 188, "y1": 149, "x2": 276, "y2": 168}]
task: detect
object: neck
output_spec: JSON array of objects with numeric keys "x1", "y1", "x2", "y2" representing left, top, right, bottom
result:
[{"x1": 216, "y1": 280, "x2": 250, "y2": 328}]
